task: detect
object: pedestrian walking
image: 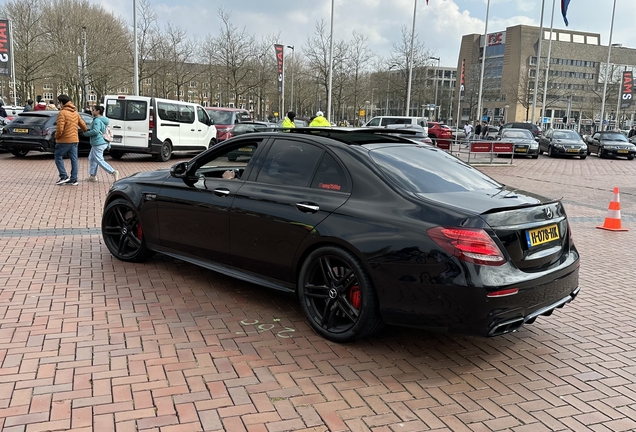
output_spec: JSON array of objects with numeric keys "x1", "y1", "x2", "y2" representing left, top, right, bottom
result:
[
  {"x1": 23, "y1": 99, "x2": 34, "y2": 112},
  {"x1": 629, "y1": 125, "x2": 636, "y2": 138},
  {"x1": 54, "y1": 94, "x2": 87, "y2": 186},
  {"x1": 481, "y1": 122, "x2": 490, "y2": 139},
  {"x1": 46, "y1": 100, "x2": 57, "y2": 110},
  {"x1": 474, "y1": 122, "x2": 482, "y2": 139},
  {"x1": 0, "y1": 101, "x2": 7, "y2": 118},
  {"x1": 463, "y1": 121, "x2": 473, "y2": 146},
  {"x1": 84, "y1": 105, "x2": 119, "y2": 183}
]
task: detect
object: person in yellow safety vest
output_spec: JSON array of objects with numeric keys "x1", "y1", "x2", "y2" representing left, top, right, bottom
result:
[
  {"x1": 282, "y1": 111, "x2": 296, "y2": 129},
  {"x1": 309, "y1": 111, "x2": 331, "y2": 127}
]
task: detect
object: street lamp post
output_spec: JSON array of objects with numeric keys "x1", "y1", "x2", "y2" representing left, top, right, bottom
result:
[
  {"x1": 405, "y1": 0, "x2": 418, "y2": 116},
  {"x1": 429, "y1": 56, "x2": 440, "y2": 121},
  {"x1": 600, "y1": 0, "x2": 618, "y2": 131},
  {"x1": 133, "y1": 0, "x2": 139, "y2": 95},
  {"x1": 386, "y1": 64, "x2": 397, "y2": 115},
  {"x1": 287, "y1": 45, "x2": 295, "y2": 111},
  {"x1": 81, "y1": 26, "x2": 88, "y2": 109}
]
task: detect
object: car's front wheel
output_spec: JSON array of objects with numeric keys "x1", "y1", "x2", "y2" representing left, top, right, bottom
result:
[
  {"x1": 628, "y1": 155, "x2": 634, "y2": 161},
  {"x1": 598, "y1": 147, "x2": 604, "y2": 158},
  {"x1": 154, "y1": 140, "x2": 172, "y2": 162},
  {"x1": 101, "y1": 198, "x2": 154, "y2": 262},
  {"x1": 109, "y1": 150, "x2": 125, "y2": 160},
  {"x1": 298, "y1": 246, "x2": 383, "y2": 342},
  {"x1": 548, "y1": 146, "x2": 555, "y2": 157}
]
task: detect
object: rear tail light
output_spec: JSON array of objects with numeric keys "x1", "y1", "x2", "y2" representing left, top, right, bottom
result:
[
  {"x1": 428, "y1": 227, "x2": 506, "y2": 266},
  {"x1": 149, "y1": 111, "x2": 155, "y2": 130}
]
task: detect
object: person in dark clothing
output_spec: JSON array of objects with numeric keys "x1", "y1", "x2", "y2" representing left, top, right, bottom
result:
[
  {"x1": 474, "y1": 122, "x2": 482, "y2": 138},
  {"x1": 629, "y1": 126, "x2": 636, "y2": 138},
  {"x1": 0, "y1": 101, "x2": 7, "y2": 118}
]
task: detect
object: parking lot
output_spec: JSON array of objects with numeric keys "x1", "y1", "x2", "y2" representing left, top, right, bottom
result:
[{"x1": 1, "y1": 150, "x2": 636, "y2": 432}]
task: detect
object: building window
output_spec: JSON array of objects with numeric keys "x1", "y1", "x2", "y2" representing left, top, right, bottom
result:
[
  {"x1": 43, "y1": 92, "x2": 54, "y2": 101},
  {"x1": 190, "y1": 81, "x2": 197, "y2": 88},
  {"x1": 43, "y1": 83, "x2": 53, "y2": 90}
]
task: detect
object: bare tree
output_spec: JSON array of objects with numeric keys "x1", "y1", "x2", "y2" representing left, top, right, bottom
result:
[
  {"x1": 161, "y1": 24, "x2": 200, "y2": 101},
  {"x1": 346, "y1": 31, "x2": 373, "y2": 122}
]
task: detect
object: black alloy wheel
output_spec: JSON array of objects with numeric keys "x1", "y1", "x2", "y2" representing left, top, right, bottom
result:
[
  {"x1": 208, "y1": 139, "x2": 217, "y2": 150},
  {"x1": 298, "y1": 246, "x2": 383, "y2": 342},
  {"x1": 101, "y1": 198, "x2": 154, "y2": 262},
  {"x1": 548, "y1": 145, "x2": 555, "y2": 157},
  {"x1": 11, "y1": 149, "x2": 29, "y2": 157},
  {"x1": 155, "y1": 140, "x2": 172, "y2": 162}
]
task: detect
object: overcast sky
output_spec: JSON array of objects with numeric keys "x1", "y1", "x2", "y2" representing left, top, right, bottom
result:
[{"x1": 97, "y1": 0, "x2": 634, "y2": 69}]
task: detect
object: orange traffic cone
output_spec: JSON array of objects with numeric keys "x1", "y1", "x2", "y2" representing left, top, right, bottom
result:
[{"x1": 597, "y1": 187, "x2": 628, "y2": 231}]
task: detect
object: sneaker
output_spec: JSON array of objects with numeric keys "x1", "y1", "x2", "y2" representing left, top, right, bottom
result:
[
  {"x1": 86, "y1": 175, "x2": 97, "y2": 182},
  {"x1": 55, "y1": 177, "x2": 70, "y2": 185},
  {"x1": 68, "y1": 180, "x2": 79, "y2": 186},
  {"x1": 112, "y1": 170, "x2": 120, "y2": 181}
]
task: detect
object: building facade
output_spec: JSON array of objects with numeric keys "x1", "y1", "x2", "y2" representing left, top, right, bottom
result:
[{"x1": 456, "y1": 25, "x2": 636, "y2": 131}]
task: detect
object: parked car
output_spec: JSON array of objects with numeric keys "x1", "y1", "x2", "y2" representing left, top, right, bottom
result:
[
  {"x1": 427, "y1": 122, "x2": 453, "y2": 145},
  {"x1": 450, "y1": 126, "x2": 466, "y2": 140},
  {"x1": 585, "y1": 131, "x2": 636, "y2": 160},
  {"x1": 498, "y1": 128, "x2": 539, "y2": 158},
  {"x1": 101, "y1": 128, "x2": 580, "y2": 342},
  {"x1": 499, "y1": 122, "x2": 542, "y2": 139},
  {"x1": 363, "y1": 116, "x2": 428, "y2": 130},
  {"x1": 479, "y1": 125, "x2": 500, "y2": 140},
  {"x1": 205, "y1": 107, "x2": 252, "y2": 142},
  {"x1": 385, "y1": 124, "x2": 433, "y2": 144},
  {"x1": 0, "y1": 111, "x2": 93, "y2": 157},
  {"x1": 539, "y1": 129, "x2": 587, "y2": 159}
]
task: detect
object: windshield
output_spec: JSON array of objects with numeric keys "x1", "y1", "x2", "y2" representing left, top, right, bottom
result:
[
  {"x1": 370, "y1": 145, "x2": 502, "y2": 194},
  {"x1": 207, "y1": 110, "x2": 234, "y2": 124},
  {"x1": 553, "y1": 131, "x2": 581, "y2": 140},
  {"x1": 502, "y1": 129, "x2": 533, "y2": 139},
  {"x1": 601, "y1": 133, "x2": 627, "y2": 142}
]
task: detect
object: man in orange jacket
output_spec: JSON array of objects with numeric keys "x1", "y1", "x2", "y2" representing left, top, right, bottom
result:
[{"x1": 54, "y1": 94, "x2": 87, "y2": 185}]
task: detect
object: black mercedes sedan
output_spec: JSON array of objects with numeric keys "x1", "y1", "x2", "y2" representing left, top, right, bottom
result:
[
  {"x1": 0, "y1": 111, "x2": 93, "y2": 157},
  {"x1": 498, "y1": 128, "x2": 539, "y2": 158},
  {"x1": 539, "y1": 129, "x2": 587, "y2": 159},
  {"x1": 585, "y1": 131, "x2": 636, "y2": 160},
  {"x1": 101, "y1": 128, "x2": 580, "y2": 342}
]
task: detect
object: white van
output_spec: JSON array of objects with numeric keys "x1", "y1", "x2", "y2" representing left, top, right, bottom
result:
[
  {"x1": 363, "y1": 116, "x2": 428, "y2": 128},
  {"x1": 103, "y1": 95, "x2": 217, "y2": 161}
]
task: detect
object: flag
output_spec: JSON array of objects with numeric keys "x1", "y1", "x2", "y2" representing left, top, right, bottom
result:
[{"x1": 561, "y1": 0, "x2": 571, "y2": 26}]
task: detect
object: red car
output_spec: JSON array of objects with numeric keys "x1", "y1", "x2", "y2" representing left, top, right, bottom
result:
[
  {"x1": 427, "y1": 122, "x2": 453, "y2": 146},
  {"x1": 204, "y1": 107, "x2": 252, "y2": 141}
]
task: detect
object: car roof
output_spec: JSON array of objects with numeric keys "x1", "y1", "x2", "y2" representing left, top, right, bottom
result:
[
  {"x1": 205, "y1": 107, "x2": 249, "y2": 112},
  {"x1": 239, "y1": 127, "x2": 421, "y2": 146}
]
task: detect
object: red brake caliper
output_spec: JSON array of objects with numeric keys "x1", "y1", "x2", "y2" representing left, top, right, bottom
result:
[
  {"x1": 349, "y1": 285, "x2": 361, "y2": 309},
  {"x1": 136, "y1": 223, "x2": 143, "y2": 240}
]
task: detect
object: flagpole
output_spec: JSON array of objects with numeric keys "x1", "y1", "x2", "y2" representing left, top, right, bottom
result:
[
  {"x1": 540, "y1": 0, "x2": 556, "y2": 127},
  {"x1": 476, "y1": 0, "x2": 491, "y2": 127},
  {"x1": 530, "y1": 0, "x2": 546, "y2": 124},
  {"x1": 599, "y1": 0, "x2": 617, "y2": 131},
  {"x1": 326, "y1": 0, "x2": 334, "y2": 122},
  {"x1": 405, "y1": 0, "x2": 417, "y2": 116}
]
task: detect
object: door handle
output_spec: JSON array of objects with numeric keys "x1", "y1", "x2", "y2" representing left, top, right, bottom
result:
[
  {"x1": 112, "y1": 125, "x2": 122, "y2": 129},
  {"x1": 213, "y1": 188, "x2": 230, "y2": 197},
  {"x1": 296, "y1": 203, "x2": 319, "y2": 213},
  {"x1": 191, "y1": 129, "x2": 195, "y2": 131}
]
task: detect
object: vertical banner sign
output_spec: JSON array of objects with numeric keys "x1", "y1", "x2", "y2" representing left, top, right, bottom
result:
[
  {"x1": 0, "y1": 20, "x2": 11, "y2": 76},
  {"x1": 621, "y1": 71, "x2": 633, "y2": 109},
  {"x1": 274, "y1": 44, "x2": 284, "y2": 94},
  {"x1": 460, "y1": 59, "x2": 465, "y2": 101}
]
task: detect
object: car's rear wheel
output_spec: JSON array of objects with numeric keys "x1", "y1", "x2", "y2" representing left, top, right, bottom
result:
[
  {"x1": 101, "y1": 198, "x2": 154, "y2": 262},
  {"x1": 548, "y1": 146, "x2": 555, "y2": 157},
  {"x1": 298, "y1": 246, "x2": 383, "y2": 342},
  {"x1": 208, "y1": 139, "x2": 217, "y2": 150},
  {"x1": 628, "y1": 155, "x2": 634, "y2": 161},
  {"x1": 11, "y1": 149, "x2": 29, "y2": 157},
  {"x1": 539, "y1": 148, "x2": 544, "y2": 155},
  {"x1": 154, "y1": 140, "x2": 172, "y2": 162},
  {"x1": 109, "y1": 150, "x2": 125, "y2": 160},
  {"x1": 598, "y1": 147, "x2": 604, "y2": 158}
]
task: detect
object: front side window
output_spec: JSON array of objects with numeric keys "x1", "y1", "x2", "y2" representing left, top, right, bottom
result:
[
  {"x1": 197, "y1": 107, "x2": 209, "y2": 124},
  {"x1": 195, "y1": 140, "x2": 262, "y2": 179},
  {"x1": 256, "y1": 140, "x2": 323, "y2": 187},
  {"x1": 367, "y1": 118, "x2": 380, "y2": 126}
]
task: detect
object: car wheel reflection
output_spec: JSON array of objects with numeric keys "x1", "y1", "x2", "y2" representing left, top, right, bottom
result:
[
  {"x1": 299, "y1": 247, "x2": 383, "y2": 342},
  {"x1": 102, "y1": 199, "x2": 154, "y2": 262}
]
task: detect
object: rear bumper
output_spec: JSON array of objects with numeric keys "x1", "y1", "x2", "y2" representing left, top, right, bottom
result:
[{"x1": 0, "y1": 138, "x2": 53, "y2": 153}]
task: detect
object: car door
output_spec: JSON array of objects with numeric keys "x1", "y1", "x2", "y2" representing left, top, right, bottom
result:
[
  {"x1": 177, "y1": 104, "x2": 197, "y2": 147},
  {"x1": 230, "y1": 138, "x2": 351, "y2": 283},
  {"x1": 154, "y1": 137, "x2": 265, "y2": 264},
  {"x1": 540, "y1": 129, "x2": 551, "y2": 152},
  {"x1": 589, "y1": 132, "x2": 601, "y2": 154},
  {"x1": 196, "y1": 106, "x2": 214, "y2": 146}
]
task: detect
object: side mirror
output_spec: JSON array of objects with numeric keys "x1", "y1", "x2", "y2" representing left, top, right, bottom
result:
[
  {"x1": 209, "y1": 118, "x2": 215, "y2": 126},
  {"x1": 170, "y1": 161, "x2": 189, "y2": 178}
]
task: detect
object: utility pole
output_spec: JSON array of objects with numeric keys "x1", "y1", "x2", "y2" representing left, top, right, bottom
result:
[{"x1": 82, "y1": 26, "x2": 88, "y2": 109}]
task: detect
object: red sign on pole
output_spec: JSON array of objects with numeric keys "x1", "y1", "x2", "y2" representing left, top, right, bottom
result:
[
  {"x1": 621, "y1": 71, "x2": 633, "y2": 110},
  {"x1": 274, "y1": 44, "x2": 284, "y2": 94}
]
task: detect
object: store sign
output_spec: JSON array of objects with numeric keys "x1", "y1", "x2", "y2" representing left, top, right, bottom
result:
[
  {"x1": 487, "y1": 32, "x2": 505, "y2": 46},
  {"x1": 460, "y1": 59, "x2": 465, "y2": 101},
  {"x1": 0, "y1": 20, "x2": 11, "y2": 77},
  {"x1": 274, "y1": 44, "x2": 284, "y2": 94}
]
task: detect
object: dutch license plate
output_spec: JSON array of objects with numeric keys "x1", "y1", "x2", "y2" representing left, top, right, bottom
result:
[
  {"x1": 13, "y1": 128, "x2": 28, "y2": 133},
  {"x1": 526, "y1": 224, "x2": 560, "y2": 248},
  {"x1": 238, "y1": 147, "x2": 253, "y2": 152},
  {"x1": 567, "y1": 148, "x2": 579, "y2": 153},
  {"x1": 515, "y1": 147, "x2": 527, "y2": 153},
  {"x1": 618, "y1": 149, "x2": 628, "y2": 154},
  {"x1": 112, "y1": 136, "x2": 122, "y2": 143}
]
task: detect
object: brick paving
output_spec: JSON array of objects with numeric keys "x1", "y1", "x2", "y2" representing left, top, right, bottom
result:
[{"x1": 1, "y1": 150, "x2": 636, "y2": 431}]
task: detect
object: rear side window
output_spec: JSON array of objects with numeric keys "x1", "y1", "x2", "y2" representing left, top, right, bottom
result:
[
  {"x1": 311, "y1": 153, "x2": 350, "y2": 193},
  {"x1": 382, "y1": 118, "x2": 410, "y2": 126},
  {"x1": 370, "y1": 146, "x2": 502, "y2": 194},
  {"x1": 179, "y1": 105, "x2": 195, "y2": 123},
  {"x1": 257, "y1": 139, "x2": 323, "y2": 187},
  {"x1": 105, "y1": 100, "x2": 147, "y2": 121},
  {"x1": 236, "y1": 111, "x2": 252, "y2": 122},
  {"x1": 126, "y1": 101, "x2": 147, "y2": 121},
  {"x1": 157, "y1": 102, "x2": 179, "y2": 122},
  {"x1": 105, "y1": 100, "x2": 124, "y2": 120}
]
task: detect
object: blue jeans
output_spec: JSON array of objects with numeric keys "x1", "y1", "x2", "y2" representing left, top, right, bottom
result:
[
  {"x1": 88, "y1": 144, "x2": 114, "y2": 176},
  {"x1": 54, "y1": 143, "x2": 78, "y2": 181}
]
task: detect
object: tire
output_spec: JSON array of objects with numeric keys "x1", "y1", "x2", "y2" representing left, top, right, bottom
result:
[
  {"x1": 109, "y1": 150, "x2": 124, "y2": 160},
  {"x1": 548, "y1": 146, "x2": 555, "y2": 157},
  {"x1": 11, "y1": 149, "x2": 29, "y2": 157},
  {"x1": 598, "y1": 147, "x2": 604, "y2": 158},
  {"x1": 532, "y1": 154, "x2": 538, "y2": 159},
  {"x1": 539, "y1": 148, "x2": 544, "y2": 155},
  {"x1": 227, "y1": 157, "x2": 237, "y2": 162},
  {"x1": 628, "y1": 155, "x2": 634, "y2": 161},
  {"x1": 101, "y1": 198, "x2": 154, "y2": 262},
  {"x1": 298, "y1": 246, "x2": 383, "y2": 342},
  {"x1": 154, "y1": 140, "x2": 172, "y2": 162},
  {"x1": 580, "y1": 155, "x2": 587, "y2": 160},
  {"x1": 208, "y1": 139, "x2": 217, "y2": 150}
]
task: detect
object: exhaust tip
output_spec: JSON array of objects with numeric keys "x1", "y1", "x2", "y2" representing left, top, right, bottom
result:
[{"x1": 488, "y1": 317, "x2": 524, "y2": 336}]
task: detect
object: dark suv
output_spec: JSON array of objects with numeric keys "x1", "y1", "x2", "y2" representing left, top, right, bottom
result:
[{"x1": 499, "y1": 122, "x2": 542, "y2": 139}]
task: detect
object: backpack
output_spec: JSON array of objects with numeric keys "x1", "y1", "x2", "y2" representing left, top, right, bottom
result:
[{"x1": 101, "y1": 120, "x2": 113, "y2": 142}]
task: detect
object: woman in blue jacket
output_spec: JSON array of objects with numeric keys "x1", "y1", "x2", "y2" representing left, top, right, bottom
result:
[{"x1": 84, "y1": 105, "x2": 119, "y2": 182}]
